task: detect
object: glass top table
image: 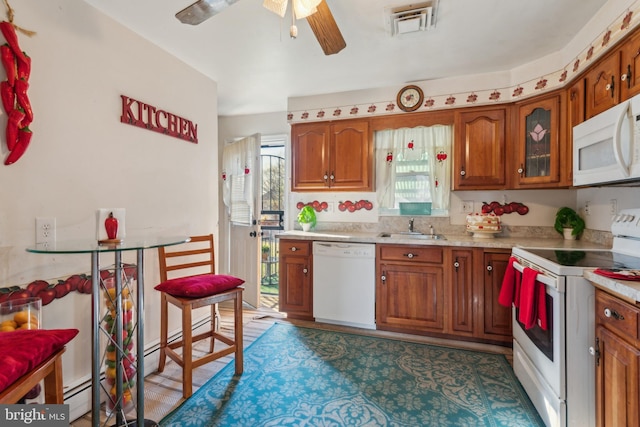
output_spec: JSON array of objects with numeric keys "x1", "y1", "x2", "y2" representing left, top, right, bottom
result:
[
  {"x1": 27, "y1": 236, "x2": 189, "y2": 427},
  {"x1": 26, "y1": 236, "x2": 189, "y2": 254}
]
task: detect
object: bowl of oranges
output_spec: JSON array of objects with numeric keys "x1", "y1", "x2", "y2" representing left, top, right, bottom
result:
[{"x1": 0, "y1": 297, "x2": 41, "y2": 332}]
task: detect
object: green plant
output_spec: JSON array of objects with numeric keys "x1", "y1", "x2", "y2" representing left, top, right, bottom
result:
[
  {"x1": 261, "y1": 244, "x2": 270, "y2": 253},
  {"x1": 554, "y1": 207, "x2": 586, "y2": 236},
  {"x1": 297, "y1": 205, "x2": 317, "y2": 227}
]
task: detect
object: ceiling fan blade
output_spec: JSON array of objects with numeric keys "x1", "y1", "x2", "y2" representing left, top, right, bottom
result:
[
  {"x1": 176, "y1": 0, "x2": 240, "y2": 25},
  {"x1": 306, "y1": 0, "x2": 346, "y2": 55}
]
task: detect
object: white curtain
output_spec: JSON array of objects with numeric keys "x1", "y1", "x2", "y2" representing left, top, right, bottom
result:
[
  {"x1": 375, "y1": 125, "x2": 452, "y2": 211},
  {"x1": 222, "y1": 134, "x2": 259, "y2": 225}
]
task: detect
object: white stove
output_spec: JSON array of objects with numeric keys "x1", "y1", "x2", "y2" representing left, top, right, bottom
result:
[{"x1": 509, "y1": 208, "x2": 640, "y2": 427}]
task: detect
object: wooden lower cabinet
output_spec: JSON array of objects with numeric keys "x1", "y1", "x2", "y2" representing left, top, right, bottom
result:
[
  {"x1": 448, "y1": 248, "x2": 475, "y2": 336},
  {"x1": 278, "y1": 239, "x2": 313, "y2": 320},
  {"x1": 595, "y1": 289, "x2": 640, "y2": 427},
  {"x1": 481, "y1": 249, "x2": 513, "y2": 342},
  {"x1": 376, "y1": 245, "x2": 444, "y2": 333},
  {"x1": 376, "y1": 244, "x2": 512, "y2": 344}
]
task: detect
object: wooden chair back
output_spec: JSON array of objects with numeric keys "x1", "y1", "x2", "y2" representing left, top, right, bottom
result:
[{"x1": 158, "y1": 234, "x2": 215, "y2": 282}]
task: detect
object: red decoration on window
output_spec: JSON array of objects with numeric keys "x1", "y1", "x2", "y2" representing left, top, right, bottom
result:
[
  {"x1": 386, "y1": 152, "x2": 393, "y2": 163},
  {"x1": 221, "y1": 171, "x2": 226, "y2": 180},
  {"x1": 407, "y1": 140, "x2": 414, "y2": 150},
  {"x1": 436, "y1": 151, "x2": 447, "y2": 162},
  {"x1": 244, "y1": 165, "x2": 250, "y2": 174}
]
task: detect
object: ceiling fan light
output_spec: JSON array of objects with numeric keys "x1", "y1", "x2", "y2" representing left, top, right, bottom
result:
[
  {"x1": 293, "y1": 0, "x2": 321, "y2": 19},
  {"x1": 263, "y1": 0, "x2": 288, "y2": 18}
]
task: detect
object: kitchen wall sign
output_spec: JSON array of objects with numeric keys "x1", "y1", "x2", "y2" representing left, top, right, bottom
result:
[{"x1": 120, "y1": 95, "x2": 198, "y2": 143}]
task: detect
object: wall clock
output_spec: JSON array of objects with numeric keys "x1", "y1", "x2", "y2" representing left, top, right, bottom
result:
[{"x1": 396, "y1": 85, "x2": 424, "y2": 112}]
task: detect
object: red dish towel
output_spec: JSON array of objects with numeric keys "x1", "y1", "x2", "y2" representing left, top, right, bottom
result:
[
  {"x1": 518, "y1": 267, "x2": 548, "y2": 330},
  {"x1": 499, "y1": 256, "x2": 521, "y2": 307}
]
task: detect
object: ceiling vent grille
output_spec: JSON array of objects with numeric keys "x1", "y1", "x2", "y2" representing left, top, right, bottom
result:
[{"x1": 388, "y1": 1, "x2": 438, "y2": 36}]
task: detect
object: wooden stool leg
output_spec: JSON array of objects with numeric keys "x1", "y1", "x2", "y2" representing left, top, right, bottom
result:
[
  {"x1": 182, "y1": 304, "x2": 193, "y2": 398},
  {"x1": 234, "y1": 292, "x2": 243, "y2": 375},
  {"x1": 158, "y1": 293, "x2": 168, "y2": 372},
  {"x1": 209, "y1": 303, "x2": 216, "y2": 353},
  {"x1": 43, "y1": 355, "x2": 64, "y2": 404}
]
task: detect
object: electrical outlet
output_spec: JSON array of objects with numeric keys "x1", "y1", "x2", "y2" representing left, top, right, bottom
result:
[
  {"x1": 35, "y1": 217, "x2": 56, "y2": 245},
  {"x1": 461, "y1": 200, "x2": 473, "y2": 213},
  {"x1": 610, "y1": 199, "x2": 618, "y2": 215},
  {"x1": 584, "y1": 201, "x2": 590, "y2": 216}
]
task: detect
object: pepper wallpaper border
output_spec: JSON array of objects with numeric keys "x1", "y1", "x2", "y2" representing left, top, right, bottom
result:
[{"x1": 288, "y1": 6, "x2": 639, "y2": 124}]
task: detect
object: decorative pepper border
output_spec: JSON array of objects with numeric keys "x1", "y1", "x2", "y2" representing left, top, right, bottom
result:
[{"x1": 0, "y1": 264, "x2": 137, "y2": 306}]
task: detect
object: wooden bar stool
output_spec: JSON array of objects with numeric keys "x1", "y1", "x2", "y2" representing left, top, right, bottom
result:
[
  {"x1": 154, "y1": 234, "x2": 244, "y2": 398},
  {"x1": 0, "y1": 328, "x2": 78, "y2": 404},
  {"x1": 0, "y1": 347, "x2": 66, "y2": 404}
]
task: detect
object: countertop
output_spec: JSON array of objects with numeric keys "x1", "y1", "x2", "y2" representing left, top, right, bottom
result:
[
  {"x1": 277, "y1": 230, "x2": 610, "y2": 250},
  {"x1": 584, "y1": 270, "x2": 640, "y2": 305},
  {"x1": 279, "y1": 229, "x2": 640, "y2": 307}
]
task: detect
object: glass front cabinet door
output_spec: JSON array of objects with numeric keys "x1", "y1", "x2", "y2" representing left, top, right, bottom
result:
[{"x1": 514, "y1": 93, "x2": 565, "y2": 188}]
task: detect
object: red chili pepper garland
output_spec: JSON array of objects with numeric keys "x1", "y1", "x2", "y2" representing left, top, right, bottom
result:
[
  {"x1": 0, "y1": 18, "x2": 33, "y2": 166},
  {"x1": 0, "y1": 44, "x2": 15, "y2": 85},
  {"x1": 4, "y1": 126, "x2": 31, "y2": 165},
  {"x1": 5, "y1": 106, "x2": 23, "y2": 150}
]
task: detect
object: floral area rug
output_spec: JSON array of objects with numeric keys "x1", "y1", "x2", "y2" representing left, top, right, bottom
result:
[{"x1": 160, "y1": 323, "x2": 544, "y2": 427}]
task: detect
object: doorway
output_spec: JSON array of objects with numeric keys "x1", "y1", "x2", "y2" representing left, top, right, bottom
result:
[{"x1": 259, "y1": 141, "x2": 285, "y2": 310}]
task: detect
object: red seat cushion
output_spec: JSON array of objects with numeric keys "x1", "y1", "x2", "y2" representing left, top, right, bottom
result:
[
  {"x1": 154, "y1": 274, "x2": 244, "y2": 298},
  {"x1": 0, "y1": 328, "x2": 79, "y2": 393}
]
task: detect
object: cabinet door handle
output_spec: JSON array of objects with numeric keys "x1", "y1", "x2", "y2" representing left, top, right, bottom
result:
[
  {"x1": 381, "y1": 274, "x2": 386, "y2": 283},
  {"x1": 330, "y1": 171, "x2": 335, "y2": 182},
  {"x1": 606, "y1": 75, "x2": 615, "y2": 98},
  {"x1": 517, "y1": 164, "x2": 524, "y2": 176},
  {"x1": 460, "y1": 170, "x2": 466, "y2": 176},
  {"x1": 604, "y1": 307, "x2": 625, "y2": 320},
  {"x1": 303, "y1": 267, "x2": 308, "y2": 275},
  {"x1": 323, "y1": 172, "x2": 329, "y2": 182},
  {"x1": 454, "y1": 257, "x2": 460, "y2": 271},
  {"x1": 486, "y1": 264, "x2": 493, "y2": 274},
  {"x1": 290, "y1": 247, "x2": 298, "y2": 252},
  {"x1": 590, "y1": 337, "x2": 601, "y2": 366},
  {"x1": 622, "y1": 64, "x2": 632, "y2": 88},
  {"x1": 404, "y1": 253, "x2": 417, "y2": 259}
]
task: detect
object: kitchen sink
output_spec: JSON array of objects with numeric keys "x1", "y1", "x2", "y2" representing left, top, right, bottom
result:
[{"x1": 378, "y1": 232, "x2": 446, "y2": 240}]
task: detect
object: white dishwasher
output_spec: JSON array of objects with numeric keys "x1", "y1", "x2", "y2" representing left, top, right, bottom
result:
[{"x1": 312, "y1": 241, "x2": 376, "y2": 329}]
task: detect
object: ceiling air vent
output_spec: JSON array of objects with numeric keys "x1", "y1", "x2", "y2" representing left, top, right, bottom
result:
[{"x1": 388, "y1": 1, "x2": 438, "y2": 36}]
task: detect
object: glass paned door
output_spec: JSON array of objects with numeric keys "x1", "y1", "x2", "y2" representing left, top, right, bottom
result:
[{"x1": 524, "y1": 107, "x2": 551, "y2": 178}]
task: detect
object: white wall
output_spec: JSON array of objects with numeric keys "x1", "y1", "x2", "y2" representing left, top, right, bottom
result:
[{"x1": 0, "y1": 0, "x2": 218, "y2": 406}]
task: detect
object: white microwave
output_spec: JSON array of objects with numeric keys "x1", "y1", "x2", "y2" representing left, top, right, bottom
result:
[{"x1": 573, "y1": 93, "x2": 640, "y2": 186}]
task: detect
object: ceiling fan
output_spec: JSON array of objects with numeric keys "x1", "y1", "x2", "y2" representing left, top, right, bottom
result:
[{"x1": 175, "y1": 0, "x2": 346, "y2": 55}]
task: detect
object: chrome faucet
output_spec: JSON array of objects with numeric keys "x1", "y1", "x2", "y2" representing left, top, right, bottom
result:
[
  {"x1": 429, "y1": 224, "x2": 435, "y2": 235},
  {"x1": 409, "y1": 218, "x2": 414, "y2": 232}
]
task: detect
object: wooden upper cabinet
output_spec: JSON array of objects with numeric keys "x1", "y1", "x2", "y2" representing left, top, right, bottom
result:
[
  {"x1": 453, "y1": 107, "x2": 507, "y2": 190},
  {"x1": 331, "y1": 121, "x2": 371, "y2": 190},
  {"x1": 566, "y1": 79, "x2": 585, "y2": 185},
  {"x1": 619, "y1": 29, "x2": 640, "y2": 100},
  {"x1": 513, "y1": 93, "x2": 564, "y2": 188},
  {"x1": 291, "y1": 120, "x2": 372, "y2": 192},
  {"x1": 291, "y1": 123, "x2": 329, "y2": 191},
  {"x1": 585, "y1": 51, "x2": 621, "y2": 119}
]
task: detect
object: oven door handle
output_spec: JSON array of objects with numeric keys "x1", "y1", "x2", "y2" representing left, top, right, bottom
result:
[{"x1": 512, "y1": 259, "x2": 557, "y2": 287}]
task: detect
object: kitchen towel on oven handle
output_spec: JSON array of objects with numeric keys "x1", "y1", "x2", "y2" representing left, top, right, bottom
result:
[
  {"x1": 518, "y1": 267, "x2": 548, "y2": 331},
  {"x1": 498, "y1": 256, "x2": 522, "y2": 308}
]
